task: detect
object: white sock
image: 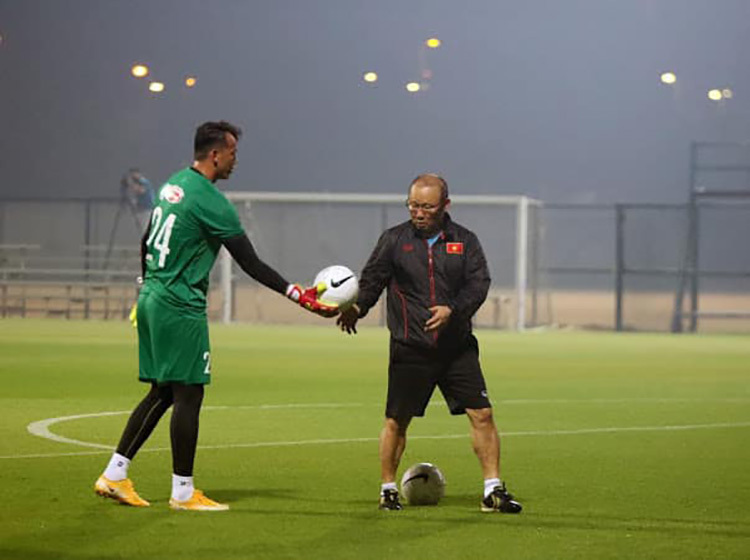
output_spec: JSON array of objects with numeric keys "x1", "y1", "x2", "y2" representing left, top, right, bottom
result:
[
  {"x1": 484, "y1": 478, "x2": 501, "y2": 498},
  {"x1": 381, "y1": 482, "x2": 398, "y2": 495},
  {"x1": 172, "y1": 475, "x2": 194, "y2": 502},
  {"x1": 103, "y1": 453, "x2": 130, "y2": 481}
]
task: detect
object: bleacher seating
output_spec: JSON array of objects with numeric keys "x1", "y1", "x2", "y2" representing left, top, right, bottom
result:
[{"x1": 0, "y1": 244, "x2": 140, "y2": 319}]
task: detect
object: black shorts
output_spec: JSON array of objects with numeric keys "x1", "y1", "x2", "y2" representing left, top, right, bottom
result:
[{"x1": 386, "y1": 336, "x2": 491, "y2": 419}]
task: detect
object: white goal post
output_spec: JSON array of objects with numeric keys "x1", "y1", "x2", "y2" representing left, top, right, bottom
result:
[{"x1": 223, "y1": 191, "x2": 544, "y2": 330}]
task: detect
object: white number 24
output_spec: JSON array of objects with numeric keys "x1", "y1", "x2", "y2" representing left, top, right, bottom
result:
[{"x1": 146, "y1": 207, "x2": 177, "y2": 268}]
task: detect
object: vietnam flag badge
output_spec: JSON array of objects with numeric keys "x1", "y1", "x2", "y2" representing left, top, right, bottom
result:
[{"x1": 446, "y1": 242, "x2": 464, "y2": 255}]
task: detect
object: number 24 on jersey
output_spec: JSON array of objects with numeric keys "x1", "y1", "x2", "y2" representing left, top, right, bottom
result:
[{"x1": 146, "y1": 207, "x2": 177, "y2": 268}]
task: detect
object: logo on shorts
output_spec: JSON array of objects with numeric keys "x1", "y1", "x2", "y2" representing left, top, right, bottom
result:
[
  {"x1": 160, "y1": 184, "x2": 184, "y2": 204},
  {"x1": 481, "y1": 390, "x2": 488, "y2": 398}
]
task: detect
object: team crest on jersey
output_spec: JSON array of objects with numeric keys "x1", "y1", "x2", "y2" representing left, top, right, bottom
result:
[
  {"x1": 446, "y1": 242, "x2": 463, "y2": 255},
  {"x1": 160, "y1": 184, "x2": 184, "y2": 204}
]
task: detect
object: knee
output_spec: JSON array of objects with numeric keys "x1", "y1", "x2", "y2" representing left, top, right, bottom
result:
[
  {"x1": 467, "y1": 407, "x2": 494, "y2": 428},
  {"x1": 143, "y1": 384, "x2": 173, "y2": 410},
  {"x1": 155, "y1": 385, "x2": 174, "y2": 407},
  {"x1": 172, "y1": 383, "x2": 204, "y2": 409},
  {"x1": 384, "y1": 416, "x2": 410, "y2": 436}
]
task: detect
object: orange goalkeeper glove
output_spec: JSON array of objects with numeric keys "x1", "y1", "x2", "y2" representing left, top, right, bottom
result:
[{"x1": 286, "y1": 283, "x2": 339, "y2": 317}]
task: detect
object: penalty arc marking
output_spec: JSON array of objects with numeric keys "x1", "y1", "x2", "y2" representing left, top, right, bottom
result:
[
  {"x1": 24, "y1": 404, "x2": 366, "y2": 451},
  {"x1": 7, "y1": 401, "x2": 750, "y2": 461}
]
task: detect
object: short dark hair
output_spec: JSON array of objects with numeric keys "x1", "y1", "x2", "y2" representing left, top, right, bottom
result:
[
  {"x1": 194, "y1": 121, "x2": 242, "y2": 159},
  {"x1": 409, "y1": 173, "x2": 449, "y2": 201}
]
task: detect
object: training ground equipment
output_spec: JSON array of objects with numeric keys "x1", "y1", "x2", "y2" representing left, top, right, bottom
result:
[
  {"x1": 400, "y1": 463, "x2": 446, "y2": 506},
  {"x1": 313, "y1": 265, "x2": 359, "y2": 310}
]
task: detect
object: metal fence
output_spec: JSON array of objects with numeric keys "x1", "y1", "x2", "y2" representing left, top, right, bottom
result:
[{"x1": 2, "y1": 196, "x2": 749, "y2": 332}]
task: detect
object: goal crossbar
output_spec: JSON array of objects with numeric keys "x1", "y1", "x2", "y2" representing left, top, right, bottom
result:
[{"x1": 226, "y1": 191, "x2": 537, "y2": 206}]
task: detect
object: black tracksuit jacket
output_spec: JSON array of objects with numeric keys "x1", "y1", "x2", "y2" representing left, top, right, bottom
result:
[{"x1": 356, "y1": 214, "x2": 490, "y2": 350}]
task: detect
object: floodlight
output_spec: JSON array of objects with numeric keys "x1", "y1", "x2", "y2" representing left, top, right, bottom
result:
[
  {"x1": 131, "y1": 64, "x2": 149, "y2": 78},
  {"x1": 660, "y1": 72, "x2": 676, "y2": 85}
]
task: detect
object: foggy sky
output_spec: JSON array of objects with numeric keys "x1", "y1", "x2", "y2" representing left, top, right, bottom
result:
[{"x1": 1, "y1": 0, "x2": 749, "y2": 203}]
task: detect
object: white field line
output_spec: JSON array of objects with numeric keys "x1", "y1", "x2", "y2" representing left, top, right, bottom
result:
[
  {"x1": 26, "y1": 411, "x2": 129, "y2": 450},
  {"x1": 24, "y1": 404, "x2": 366, "y2": 451},
  {"x1": 494, "y1": 398, "x2": 750, "y2": 405},
  {"x1": 4, "y1": 401, "x2": 749, "y2": 460}
]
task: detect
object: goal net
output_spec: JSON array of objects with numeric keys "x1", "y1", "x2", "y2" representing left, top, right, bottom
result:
[{"x1": 216, "y1": 192, "x2": 550, "y2": 330}]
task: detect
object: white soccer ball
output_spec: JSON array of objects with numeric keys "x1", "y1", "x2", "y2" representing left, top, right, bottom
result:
[
  {"x1": 400, "y1": 462, "x2": 446, "y2": 506},
  {"x1": 313, "y1": 265, "x2": 359, "y2": 310}
]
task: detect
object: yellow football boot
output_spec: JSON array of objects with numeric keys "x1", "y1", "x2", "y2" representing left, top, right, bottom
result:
[
  {"x1": 94, "y1": 476, "x2": 150, "y2": 507},
  {"x1": 169, "y1": 489, "x2": 229, "y2": 511}
]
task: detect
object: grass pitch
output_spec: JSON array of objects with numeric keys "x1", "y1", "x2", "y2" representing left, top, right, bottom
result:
[{"x1": 0, "y1": 319, "x2": 748, "y2": 560}]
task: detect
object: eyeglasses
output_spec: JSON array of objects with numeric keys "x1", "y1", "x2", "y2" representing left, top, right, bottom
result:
[{"x1": 405, "y1": 200, "x2": 443, "y2": 213}]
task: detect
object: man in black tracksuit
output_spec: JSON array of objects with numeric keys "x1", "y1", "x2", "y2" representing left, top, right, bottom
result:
[{"x1": 337, "y1": 173, "x2": 522, "y2": 513}]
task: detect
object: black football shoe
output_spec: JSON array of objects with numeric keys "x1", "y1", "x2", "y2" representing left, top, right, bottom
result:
[
  {"x1": 481, "y1": 483, "x2": 522, "y2": 513},
  {"x1": 379, "y1": 488, "x2": 403, "y2": 511}
]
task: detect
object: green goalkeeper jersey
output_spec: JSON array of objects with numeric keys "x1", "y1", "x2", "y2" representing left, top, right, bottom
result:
[{"x1": 142, "y1": 167, "x2": 244, "y2": 314}]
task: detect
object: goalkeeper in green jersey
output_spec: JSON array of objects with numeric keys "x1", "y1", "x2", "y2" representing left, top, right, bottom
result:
[{"x1": 95, "y1": 121, "x2": 336, "y2": 511}]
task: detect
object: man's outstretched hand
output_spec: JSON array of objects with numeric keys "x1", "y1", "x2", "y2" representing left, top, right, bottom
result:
[{"x1": 336, "y1": 304, "x2": 360, "y2": 334}]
